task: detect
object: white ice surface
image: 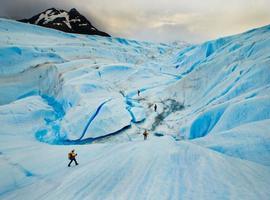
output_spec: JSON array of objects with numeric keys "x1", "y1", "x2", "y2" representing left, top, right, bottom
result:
[{"x1": 0, "y1": 18, "x2": 270, "y2": 199}]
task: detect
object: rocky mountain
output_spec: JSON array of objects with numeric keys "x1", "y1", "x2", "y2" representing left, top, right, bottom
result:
[{"x1": 19, "y1": 8, "x2": 110, "y2": 37}]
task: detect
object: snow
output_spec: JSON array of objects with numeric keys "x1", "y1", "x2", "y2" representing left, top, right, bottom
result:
[
  {"x1": 0, "y1": 46, "x2": 63, "y2": 76},
  {"x1": 129, "y1": 106, "x2": 146, "y2": 122},
  {"x1": 0, "y1": 18, "x2": 270, "y2": 199},
  {"x1": 193, "y1": 119, "x2": 270, "y2": 166},
  {"x1": 1, "y1": 137, "x2": 270, "y2": 199},
  {"x1": 35, "y1": 9, "x2": 72, "y2": 29},
  {"x1": 69, "y1": 19, "x2": 81, "y2": 23},
  {"x1": 79, "y1": 23, "x2": 88, "y2": 26},
  {"x1": 0, "y1": 96, "x2": 55, "y2": 136}
]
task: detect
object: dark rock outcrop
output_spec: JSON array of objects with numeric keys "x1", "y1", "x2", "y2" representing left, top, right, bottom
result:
[{"x1": 19, "y1": 8, "x2": 110, "y2": 37}]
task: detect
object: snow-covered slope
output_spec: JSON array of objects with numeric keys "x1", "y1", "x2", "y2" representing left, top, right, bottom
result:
[{"x1": 0, "y1": 18, "x2": 269, "y2": 199}]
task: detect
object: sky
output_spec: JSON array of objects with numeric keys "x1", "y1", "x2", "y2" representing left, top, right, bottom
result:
[{"x1": 1, "y1": 0, "x2": 270, "y2": 43}]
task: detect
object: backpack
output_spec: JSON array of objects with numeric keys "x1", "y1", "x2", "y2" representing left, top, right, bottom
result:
[{"x1": 68, "y1": 152, "x2": 72, "y2": 160}]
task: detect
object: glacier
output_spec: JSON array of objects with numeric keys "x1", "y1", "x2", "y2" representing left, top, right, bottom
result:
[{"x1": 0, "y1": 18, "x2": 270, "y2": 199}]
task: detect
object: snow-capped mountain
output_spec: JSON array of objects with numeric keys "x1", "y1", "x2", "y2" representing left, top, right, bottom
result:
[{"x1": 19, "y1": 8, "x2": 110, "y2": 37}]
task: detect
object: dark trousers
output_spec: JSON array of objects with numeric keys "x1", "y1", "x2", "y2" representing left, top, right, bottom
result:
[{"x1": 68, "y1": 158, "x2": 78, "y2": 166}]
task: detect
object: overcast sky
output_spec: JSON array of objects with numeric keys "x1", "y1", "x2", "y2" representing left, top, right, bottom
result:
[{"x1": 1, "y1": 0, "x2": 270, "y2": 43}]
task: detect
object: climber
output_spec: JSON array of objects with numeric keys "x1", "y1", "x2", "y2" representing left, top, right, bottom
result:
[
  {"x1": 154, "y1": 104, "x2": 157, "y2": 112},
  {"x1": 137, "y1": 89, "x2": 141, "y2": 96},
  {"x1": 68, "y1": 149, "x2": 79, "y2": 167},
  {"x1": 143, "y1": 129, "x2": 149, "y2": 140}
]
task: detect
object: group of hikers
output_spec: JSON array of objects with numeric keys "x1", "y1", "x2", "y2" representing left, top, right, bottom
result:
[
  {"x1": 138, "y1": 89, "x2": 156, "y2": 140},
  {"x1": 68, "y1": 128, "x2": 149, "y2": 167},
  {"x1": 68, "y1": 89, "x2": 156, "y2": 167}
]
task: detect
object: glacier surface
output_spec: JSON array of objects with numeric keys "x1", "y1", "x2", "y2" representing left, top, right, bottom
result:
[{"x1": 0, "y1": 18, "x2": 270, "y2": 199}]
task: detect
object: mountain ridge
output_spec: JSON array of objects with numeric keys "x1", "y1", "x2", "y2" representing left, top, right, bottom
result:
[{"x1": 19, "y1": 8, "x2": 110, "y2": 37}]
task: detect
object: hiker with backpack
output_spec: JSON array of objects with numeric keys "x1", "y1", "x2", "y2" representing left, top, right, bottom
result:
[
  {"x1": 143, "y1": 129, "x2": 149, "y2": 140},
  {"x1": 68, "y1": 149, "x2": 79, "y2": 167}
]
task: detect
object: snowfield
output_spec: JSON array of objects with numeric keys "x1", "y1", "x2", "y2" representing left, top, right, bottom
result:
[{"x1": 0, "y1": 18, "x2": 270, "y2": 199}]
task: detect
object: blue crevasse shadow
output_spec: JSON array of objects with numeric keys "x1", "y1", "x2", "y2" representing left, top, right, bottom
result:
[
  {"x1": 189, "y1": 104, "x2": 227, "y2": 139},
  {"x1": 35, "y1": 95, "x2": 66, "y2": 144},
  {"x1": 41, "y1": 95, "x2": 65, "y2": 118},
  {"x1": 62, "y1": 124, "x2": 131, "y2": 145},
  {"x1": 17, "y1": 91, "x2": 39, "y2": 100},
  {"x1": 76, "y1": 99, "x2": 112, "y2": 141}
]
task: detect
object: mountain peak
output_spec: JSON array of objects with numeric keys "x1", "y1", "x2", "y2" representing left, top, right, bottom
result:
[
  {"x1": 19, "y1": 8, "x2": 110, "y2": 37},
  {"x1": 69, "y1": 8, "x2": 79, "y2": 13}
]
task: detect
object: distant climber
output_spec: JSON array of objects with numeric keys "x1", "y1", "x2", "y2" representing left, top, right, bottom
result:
[
  {"x1": 119, "y1": 90, "x2": 125, "y2": 97},
  {"x1": 143, "y1": 130, "x2": 149, "y2": 140},
  {"x1": 137, "y1": 89, "x2": 141, "y2": 96},
  {"x1": 154, "y1": 104, "x2": 157, "y2": 112},
  {"x1": 68, "y1": 149, "x2": 79, "y2": 167}
]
